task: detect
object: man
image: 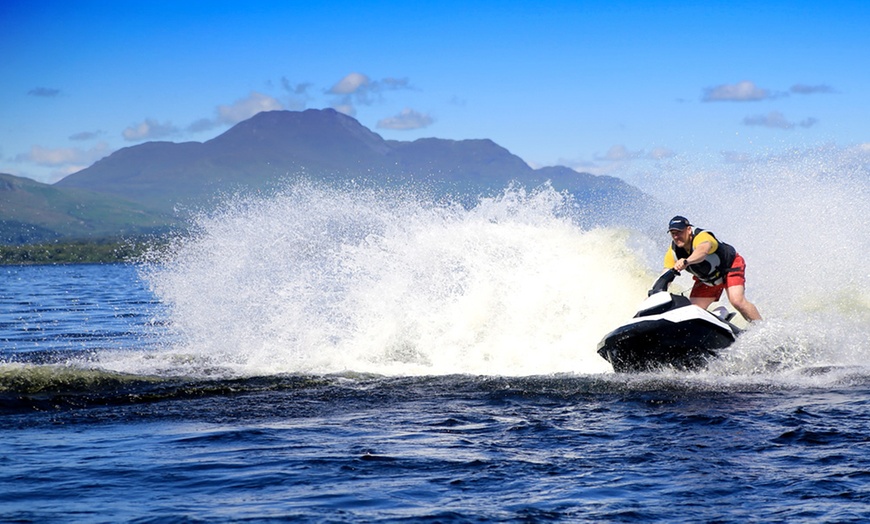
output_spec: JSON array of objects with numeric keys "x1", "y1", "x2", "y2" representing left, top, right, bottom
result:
[{"x1": 664, "y1": 215, "x2": 762, "y2": 322}]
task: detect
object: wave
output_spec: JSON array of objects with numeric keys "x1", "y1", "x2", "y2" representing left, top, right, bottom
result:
[
  {"x1": 4, "y1": 362, "x2": 870, "y2": 415},
  {"x1": 0, "y1": 361, "x2": 334, "y2": 414},
  {"x1": 117, "y1": 183, "x2": 656, "y2": 378}
]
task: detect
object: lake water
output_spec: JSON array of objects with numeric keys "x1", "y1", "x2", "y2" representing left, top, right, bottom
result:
[{"x1": 3, "y1": 183, "x2": 870, "y2": 522}]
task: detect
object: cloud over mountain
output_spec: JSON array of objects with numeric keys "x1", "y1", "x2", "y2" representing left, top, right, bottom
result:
[
  {"x1": 329, "y1": 72, "x2": 371, "y2": 95},
  {"x1": 186, "y1": 92, "x2": 285, "y2": 134},
  {"x1": 596, "y1": 145, "x2": 645, "y2": 162},
  {"x1": 377, "y1": 108, "x2": 433, "y2": 130},
  {"x1": 123, "y1": 119, "x2": 179, "y2": 141},
  {"x1": 14, "y1": 142, "x2": 112, "y2": 181},
  {"x1": 216, "y1": 92, "x2": 284, "y2": 125},
  {"x1": 328, "y1": 72, "x2": 414, "y2": 114}
]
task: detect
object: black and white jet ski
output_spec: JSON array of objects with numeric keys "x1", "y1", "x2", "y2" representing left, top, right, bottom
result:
[{"x1": 597, "y1": 269, "x2": 742, "y2": 372}]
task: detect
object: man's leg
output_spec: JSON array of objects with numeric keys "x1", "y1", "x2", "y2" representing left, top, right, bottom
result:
[
  {"x1": 689, "y1": 280, "x2": 721, "y2": 311},
  {"x1": 690, "y1": 296, "x2": 716, "y2": 310},
  {"x1": 726, "y1": 285, "x2": 762, "y2": 321}
]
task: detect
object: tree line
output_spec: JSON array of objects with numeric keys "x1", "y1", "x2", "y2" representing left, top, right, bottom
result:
[{"x1": 0, "y1": 239, "x2": 161, "y2": 265}]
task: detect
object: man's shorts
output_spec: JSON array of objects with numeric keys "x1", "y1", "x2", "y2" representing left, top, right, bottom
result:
[{"x1": 690, "y1": 253, "x2": 747, "y2": 300}]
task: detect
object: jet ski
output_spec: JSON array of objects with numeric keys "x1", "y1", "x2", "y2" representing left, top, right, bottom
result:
[{"x1": 597, "y1": 269, "x2": 742, "y2": 372}]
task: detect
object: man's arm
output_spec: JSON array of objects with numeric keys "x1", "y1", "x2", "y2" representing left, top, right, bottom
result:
[
  {"x1": 685, "y1": 241, "x2": 712, "y2": 265},
  {"x1": 673, "y1": 241, "x2": 711, "y2": 271}
]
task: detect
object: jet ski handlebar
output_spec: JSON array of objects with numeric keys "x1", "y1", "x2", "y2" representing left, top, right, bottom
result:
[{"x1": 648, "y1": 269, "x2": 681, "y2": 296}]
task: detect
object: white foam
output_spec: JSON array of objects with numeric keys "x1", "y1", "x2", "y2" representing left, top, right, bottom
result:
[{"x1": 123, "y1": 183, "x2": 652, "y2": 377}]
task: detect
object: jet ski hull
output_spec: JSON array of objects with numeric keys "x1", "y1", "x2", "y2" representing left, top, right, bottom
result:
[
  {"x1": 597, "y1": 316, "x2": 736, "y2": 372},
  {"x1": 596, "y1": 270, "x2": 741, "y2": 373}
]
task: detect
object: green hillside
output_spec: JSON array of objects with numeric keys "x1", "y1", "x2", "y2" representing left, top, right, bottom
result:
[{"x1": 0, "y1": 173, "x2": 178, "y2": 244}]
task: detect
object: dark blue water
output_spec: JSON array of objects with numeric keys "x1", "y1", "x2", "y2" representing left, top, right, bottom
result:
[{"x1": 3, "y1": 264, "x2": 870, "y2": 522}]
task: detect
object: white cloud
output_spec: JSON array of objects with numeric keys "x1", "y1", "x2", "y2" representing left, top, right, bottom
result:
[
  {"x1": 184, "y1": 92, "x2": 285, "y2": 135},
  {"x1": 743, "y1": 111, "x2": 794, "y2": 129},
  {"x1": 69, "y1": 130, "x2": 103, "y2": 141},
  {"x1": 703, "y1": 81, "x2": 773, "y2": 102},
  {"x1": 281, "y1": 77, "x2": 313, "y2": 96},
  {"x1": 332, "y1": 104, "x2": 356, "y2": 117},
  {"x1": 329, "y1": 73, "x2": 371, "y2": 95},
  {"x1": 742, "y1": 111, "x2": 819, "y2": 130},
  {"x1": 327, "y1": 73, "x2": 414, "y2": 116},
  {"x1": 15, "y1": 142, "x2": 112, "y2": 169},
  {"x1": 18, "y1": 146, "x2": 78, "y2": 166},
  {"x1": 596, "y1": 145, "x2": 644, "y2": 161},
  {"x1": 380, "y1": 77, "x2": 411, "y2": 90},
  {"x1": 216, "y1": 91, "x2": 284, "y2": 125},
  {"x1": 122, "y1": 119, "x2": 179, "y2": 141},
  {"x1": 376, "y1": 108, "x2": 433, "y2": 130},
  {"x1": 329, "y1": 73, "x2": 411, "y2": 96},
  {"x1": 790, "y1": 84, "x2": 835, "y2": 95}
]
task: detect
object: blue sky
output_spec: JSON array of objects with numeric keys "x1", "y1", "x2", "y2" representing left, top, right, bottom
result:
[{"x1": 2, "y1": 0, "x2": 868, "y2": 184}]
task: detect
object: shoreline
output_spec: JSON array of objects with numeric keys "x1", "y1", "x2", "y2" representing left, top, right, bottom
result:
[{"x1": 0, "y1": 239, "x2": 165, "y2": 265}]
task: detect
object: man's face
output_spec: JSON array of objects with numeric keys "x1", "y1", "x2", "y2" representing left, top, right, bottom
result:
[{"x1": 669, "y1": 227, "x2": 691, "y2": 248}]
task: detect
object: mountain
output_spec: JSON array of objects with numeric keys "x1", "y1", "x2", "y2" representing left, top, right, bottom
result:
[
  {"x1": 6, "y1": 109, "x2": 655, "y2": 243},
  {"x1": 0, "y1": 173, "x2": 178, "y2": 244},
  {"x1": 56, "y1": 109, "x2": 649, "y2": 214}
]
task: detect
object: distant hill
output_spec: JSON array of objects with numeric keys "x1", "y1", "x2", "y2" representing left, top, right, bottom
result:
[
  {"x1": 57, "y1": 109, "x2": 649, "y2": 209},
  {"x1": 6, "y1": 109, "x2": 656, "y2": 243},
  {"x1": 0, "y1": 173, "x2": 178, "y2": 244}
]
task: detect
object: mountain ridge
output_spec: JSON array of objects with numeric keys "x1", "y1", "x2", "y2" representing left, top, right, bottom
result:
[{"x1": 5, "y1": 108, "x2": 655, "y2": 244}]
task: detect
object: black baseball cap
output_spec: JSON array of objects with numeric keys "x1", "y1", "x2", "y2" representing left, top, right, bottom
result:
[{"x1": 668, "y1": 216, "x2": 692, "y2": 231}]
